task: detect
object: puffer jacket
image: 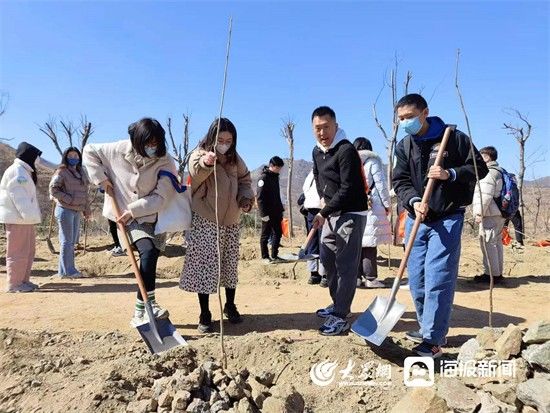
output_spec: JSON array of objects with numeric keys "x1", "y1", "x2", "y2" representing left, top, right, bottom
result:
[
  {"x1": 49, "y1": 165, "x2": 91, "y2": 214},
  {"x1": 0, "y1": 158, "x2": 41, "y2": 225},
  {"x1": 188, "y1": 148, "x2": 254, "y2": 226},
  {"x1": 83, "y1": 140, "x2": 177, "y2": 224},
  {"x1": 472, "y1": 161, "x2": 504, "y2": 218},
  {"x1": 359, "y1": 150, "x2": 392, "y2": 247}
]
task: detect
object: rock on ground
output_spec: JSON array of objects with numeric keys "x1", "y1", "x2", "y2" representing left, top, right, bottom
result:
[{"x1": 516, "y1": 378, "x2": 550, "y2": 413}]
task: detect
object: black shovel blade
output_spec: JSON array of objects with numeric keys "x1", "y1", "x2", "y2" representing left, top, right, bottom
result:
[{"x1": 135, "y1": 316, "x2": 187, "y2": 354}]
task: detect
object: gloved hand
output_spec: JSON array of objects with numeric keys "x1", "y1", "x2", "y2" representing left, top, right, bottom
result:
[{"x1": 261, "y1": 216, "x2": 270, "y2": 222}]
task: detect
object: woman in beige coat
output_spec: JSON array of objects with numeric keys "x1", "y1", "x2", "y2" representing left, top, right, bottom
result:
[
  {"x1": 180, "y1": 118, "x2": 254, "y2": 333},
  {"x1": 49, "y1": 147, "x2": 91, "y2": 279},
  {"x1": 83, "y1": 118, "x2": 178, "y2": 327}
]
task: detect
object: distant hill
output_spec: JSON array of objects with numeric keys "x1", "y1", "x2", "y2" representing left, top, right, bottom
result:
[
  {"x1": 525, "y1": 176, "x2": 550, "y2": 188},
  {"x1": 250, "y1": 159, "x2": 313, "y2": 205}
]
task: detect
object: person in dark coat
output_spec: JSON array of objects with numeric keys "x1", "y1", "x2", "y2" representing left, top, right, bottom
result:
[{"x1": 257, "y1": 156, "x2": 285, "y2": 262}]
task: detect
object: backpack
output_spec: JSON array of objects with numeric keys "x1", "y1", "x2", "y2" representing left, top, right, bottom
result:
[{"x1": 490, "y1": 166, "x2": 519, "y2": 219}]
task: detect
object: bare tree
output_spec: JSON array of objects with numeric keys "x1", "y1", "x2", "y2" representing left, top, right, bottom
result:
[
  {"x1": 167, "y1": 113, "x2": 191, "y2": 175},
  {"x1": 0, "y1": 92, "x2": 9, "y2": 117},
  {"x1": 39, "y1": 116, "x2": 94, "y2": 157},
  {"x1": 281, "y1": 118, "x2": 295, "y2": 238},
  {"x1": 503, "y1": 109, "x2": 532, "y2": 234},
  {"x1": 531, "y1": 179, "x2": 543, "y2": 235}
]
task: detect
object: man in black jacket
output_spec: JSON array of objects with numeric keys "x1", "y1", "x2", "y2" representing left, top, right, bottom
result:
[
  {"x1": 392, "y1": 93, "x2": 488, "y2": 358},
  {"x1": 257, "y1": 156, "x2": 285, "y2": 262},
  {"x1": 310, "y1": 106, "x2": 369, "y2": 336}
]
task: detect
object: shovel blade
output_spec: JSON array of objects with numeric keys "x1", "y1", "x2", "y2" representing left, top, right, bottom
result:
[
  {"x1": 278, "y1": 253, "x2": 319, "y2": 262},
  {"x1": 351, "y1": 296, "x2": 406, "y2": 346},
  {"x1": 136, "y1": 317, "x2": 187, "y2": 354}
]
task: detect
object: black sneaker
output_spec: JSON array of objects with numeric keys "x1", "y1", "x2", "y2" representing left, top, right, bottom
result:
[
  {"x1": 473, "y1": 274, "x2": 504, "y2": 284},
  {"x1": 198, "y1": 311, "x2": 212, "y2": 334},
  {"x1": 405, "y1": 330, "x2": 423, "y2": 344},
  {"x1": 223, "y1": 303, "x2": 243, "y2": 324},
  {"x1": 308, "y1": 274, "x2": 322, "y2": 285},
  {"x1": 412, "y1": 341, "x2": 443, "y2": 358},
  {"x1": 319, "y1": 276, "x2": 328, "y2": 288}
]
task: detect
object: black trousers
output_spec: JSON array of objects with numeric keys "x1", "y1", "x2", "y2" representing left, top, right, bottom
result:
[
  {"x1": 134, "y1": 238, "x2": 159, "y2": 300},
  {"x1": 504, "y1": 210, "x2": 524, "y2": 245},
  {"x1": 108, "y1": 219, "x2": 121, "y2": 248},
  {"x1": 260, "y1": 214, "x2": 283, "y2": 259},
  {"x1": 359, "y1": 246, "x2": 378, "y2": 280}
]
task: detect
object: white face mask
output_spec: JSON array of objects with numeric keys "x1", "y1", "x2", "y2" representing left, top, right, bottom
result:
[{"x1": 216, "y1": 143, "x2": 231, "y2": 155}]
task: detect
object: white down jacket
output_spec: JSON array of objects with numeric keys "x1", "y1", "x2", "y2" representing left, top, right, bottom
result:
[
  {"x1": 359, "y1": 150, "x2": 391, "y2": 247},
  {"x1": 0, "y1": 159, "x2": 42, "y2": 225}
]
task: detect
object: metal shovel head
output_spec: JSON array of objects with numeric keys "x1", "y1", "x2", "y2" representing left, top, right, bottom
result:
[
  {"x1": 351, "y1": 295, "x2": 406, "y2": 347},
  {"x1": 136, "y1": 302, "x2": 187, "y2": 354},
  {"x1": 135, "y1": 317, "x2": 187, "y2": 354},
  {"x1": 278, "y1": 253, "x2": 319, "y2": 262}
]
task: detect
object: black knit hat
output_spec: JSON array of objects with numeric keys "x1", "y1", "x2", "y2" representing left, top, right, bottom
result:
[{"x1": 15, "y1": 141, "x2": 42, "y2": 183}]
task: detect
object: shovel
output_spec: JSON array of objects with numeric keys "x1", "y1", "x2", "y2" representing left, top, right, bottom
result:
[
  {"x1": 46, "y1": 200, "x2": 56, "y2": 254},
  {"x1": 351, "y1": 125, "x2": 456, "y2": 346},
  {"x1": 278, "y1": 227, "x2": 319, "y2": 262},
  {"x1": 107, "y1": 186, "x2": 187, "y2": 354}
]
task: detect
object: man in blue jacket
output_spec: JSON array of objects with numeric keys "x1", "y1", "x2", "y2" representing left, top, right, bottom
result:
[
  {"x1": 393, "y1": 94, "x2": 488, "y2": 357},
  {"x1": 311, "y1": 106, "x2": 369, "y2": 336}
]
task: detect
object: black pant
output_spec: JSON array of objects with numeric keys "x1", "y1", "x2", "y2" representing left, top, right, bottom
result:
[
  {"x1": 134, "y1": 238, "x2": 159, "y2": 300},
  {"x1": 359, "y1": 246, "x2": 378, "y2": 280},
  {"x1": 260, "y1": 214, "x2": 283, "y2": 259},
  {"x1": 504, "y1": 210, "x2": 524, "y2": 245},
  {"x1": 108, "y1": 219, "x2": 121, "y2": 248}
]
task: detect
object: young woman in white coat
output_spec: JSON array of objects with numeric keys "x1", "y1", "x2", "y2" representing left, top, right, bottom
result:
[
  {"x1": 353, "y1": 137, "x2": 392, "y2": 288},
  {"x1": 0, "y1": 142, "x2": 42, "y2": 292}
]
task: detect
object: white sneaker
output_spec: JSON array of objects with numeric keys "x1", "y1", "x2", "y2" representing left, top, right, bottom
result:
[
  {"x1": 111, "y1": 246, "x2": 126, "y2": 257},
  {"x1": 69, "y1": 272, "x2": 84, "y2": 279},
  {"x1": 6, "y1": 283, "x2": 35, "y2": 293},
  {"x1": 24, "y1": 281, "x2": 39, "y2": 290},
  {"x1": 365, "y1": 279, "x2": 385, "y2": 288},
  {"x1": 401, "y1": 283, "x2": 410, "y2": 290},
  {"x1": 130, "y1": 310, "x2": 147, "y2": 327},
  {"x1": 151, "y1": 302, "x2": 169, "y2": 319}
]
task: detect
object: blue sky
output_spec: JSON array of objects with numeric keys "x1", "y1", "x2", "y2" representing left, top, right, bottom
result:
[{"x1": 1, "y1": 0, "x2": 549, "y2": 177}]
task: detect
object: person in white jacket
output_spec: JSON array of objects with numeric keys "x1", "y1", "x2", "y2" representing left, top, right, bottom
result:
[
  {"x1": 0, "y1": 142, "x2": 42, "y2": 292},
  {"x1": 353, "y1": 138, "x2": 392, "y2": 288},
  {"x1": 300, "y1": 170, "x2": 326, "y2": 286},
  {"x1": 472, "y1": 146, "x2": 505, "y2": 284},
  {"x1": 83, "y1": 118, "x2": 178, "y2": 326}
]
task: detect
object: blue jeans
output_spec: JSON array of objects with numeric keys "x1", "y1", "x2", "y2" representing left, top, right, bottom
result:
[
  {"x1": 55, "y1": 205, "x2": 81, "y2": 276},
  {"x1": 405, "y1": 212, "x2": 464, "y2": 346}
]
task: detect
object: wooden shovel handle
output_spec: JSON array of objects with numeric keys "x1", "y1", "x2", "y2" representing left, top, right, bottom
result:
[
  {"x1": 47, "y1": 200, "x2": 56, "y2": 238},
  {"x1": 394, "y1": 125, "x2": 457, "y2": 282},
  {"x1": 106, "y1": 187, "x2": 150, "y2": 303},
  {"x1": 302, "y1": 227, "x2": 318, "y2": 250}
]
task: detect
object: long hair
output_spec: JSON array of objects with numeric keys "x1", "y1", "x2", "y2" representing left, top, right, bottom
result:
[
  {"x1": 199, "y1": 118, "x2": 238, "y2": 165},
  {"x1": 61, "y1": 147, "x2": 87, "y2": 181}
]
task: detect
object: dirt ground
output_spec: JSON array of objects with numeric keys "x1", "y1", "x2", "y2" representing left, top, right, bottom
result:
[{"x1": 0, "y1": 233, "x2": 549, "y2": 412}]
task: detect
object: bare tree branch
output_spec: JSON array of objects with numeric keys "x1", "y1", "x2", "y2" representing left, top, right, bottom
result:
[
  {"x1": 59, "y1": 120, "x2": 76, "y2": 148},
  {"x1": 281, "y1": 118, "x2": 295, "y2": 238},
  {"x1": 38, "y1": 118, "x2": 63, "y2": 157},
  {"x1": 455, "y1": 48, "x2": 494, "y2": 327},
  {"x1": 79, "y1": 115, "x2": 94, "y2": 150},
  {"x1": 0, "y1": 92, "x2": 9, "y2": 117}
]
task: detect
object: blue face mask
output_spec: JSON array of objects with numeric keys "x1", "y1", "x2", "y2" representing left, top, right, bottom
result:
[
  {"x1": 67, "y1": 158, "x2": 79, "y2": 167},
  {"x1": 144, "y1": 146, "x2": 157, "y2": 158},
  {"x1": 400, "y1": 116, "x2": 423, "y2": 135}
]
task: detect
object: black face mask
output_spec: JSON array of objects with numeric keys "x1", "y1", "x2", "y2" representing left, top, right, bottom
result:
[{"x1": 15, "y1": 142, "x2": 42, "y2": 184}]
